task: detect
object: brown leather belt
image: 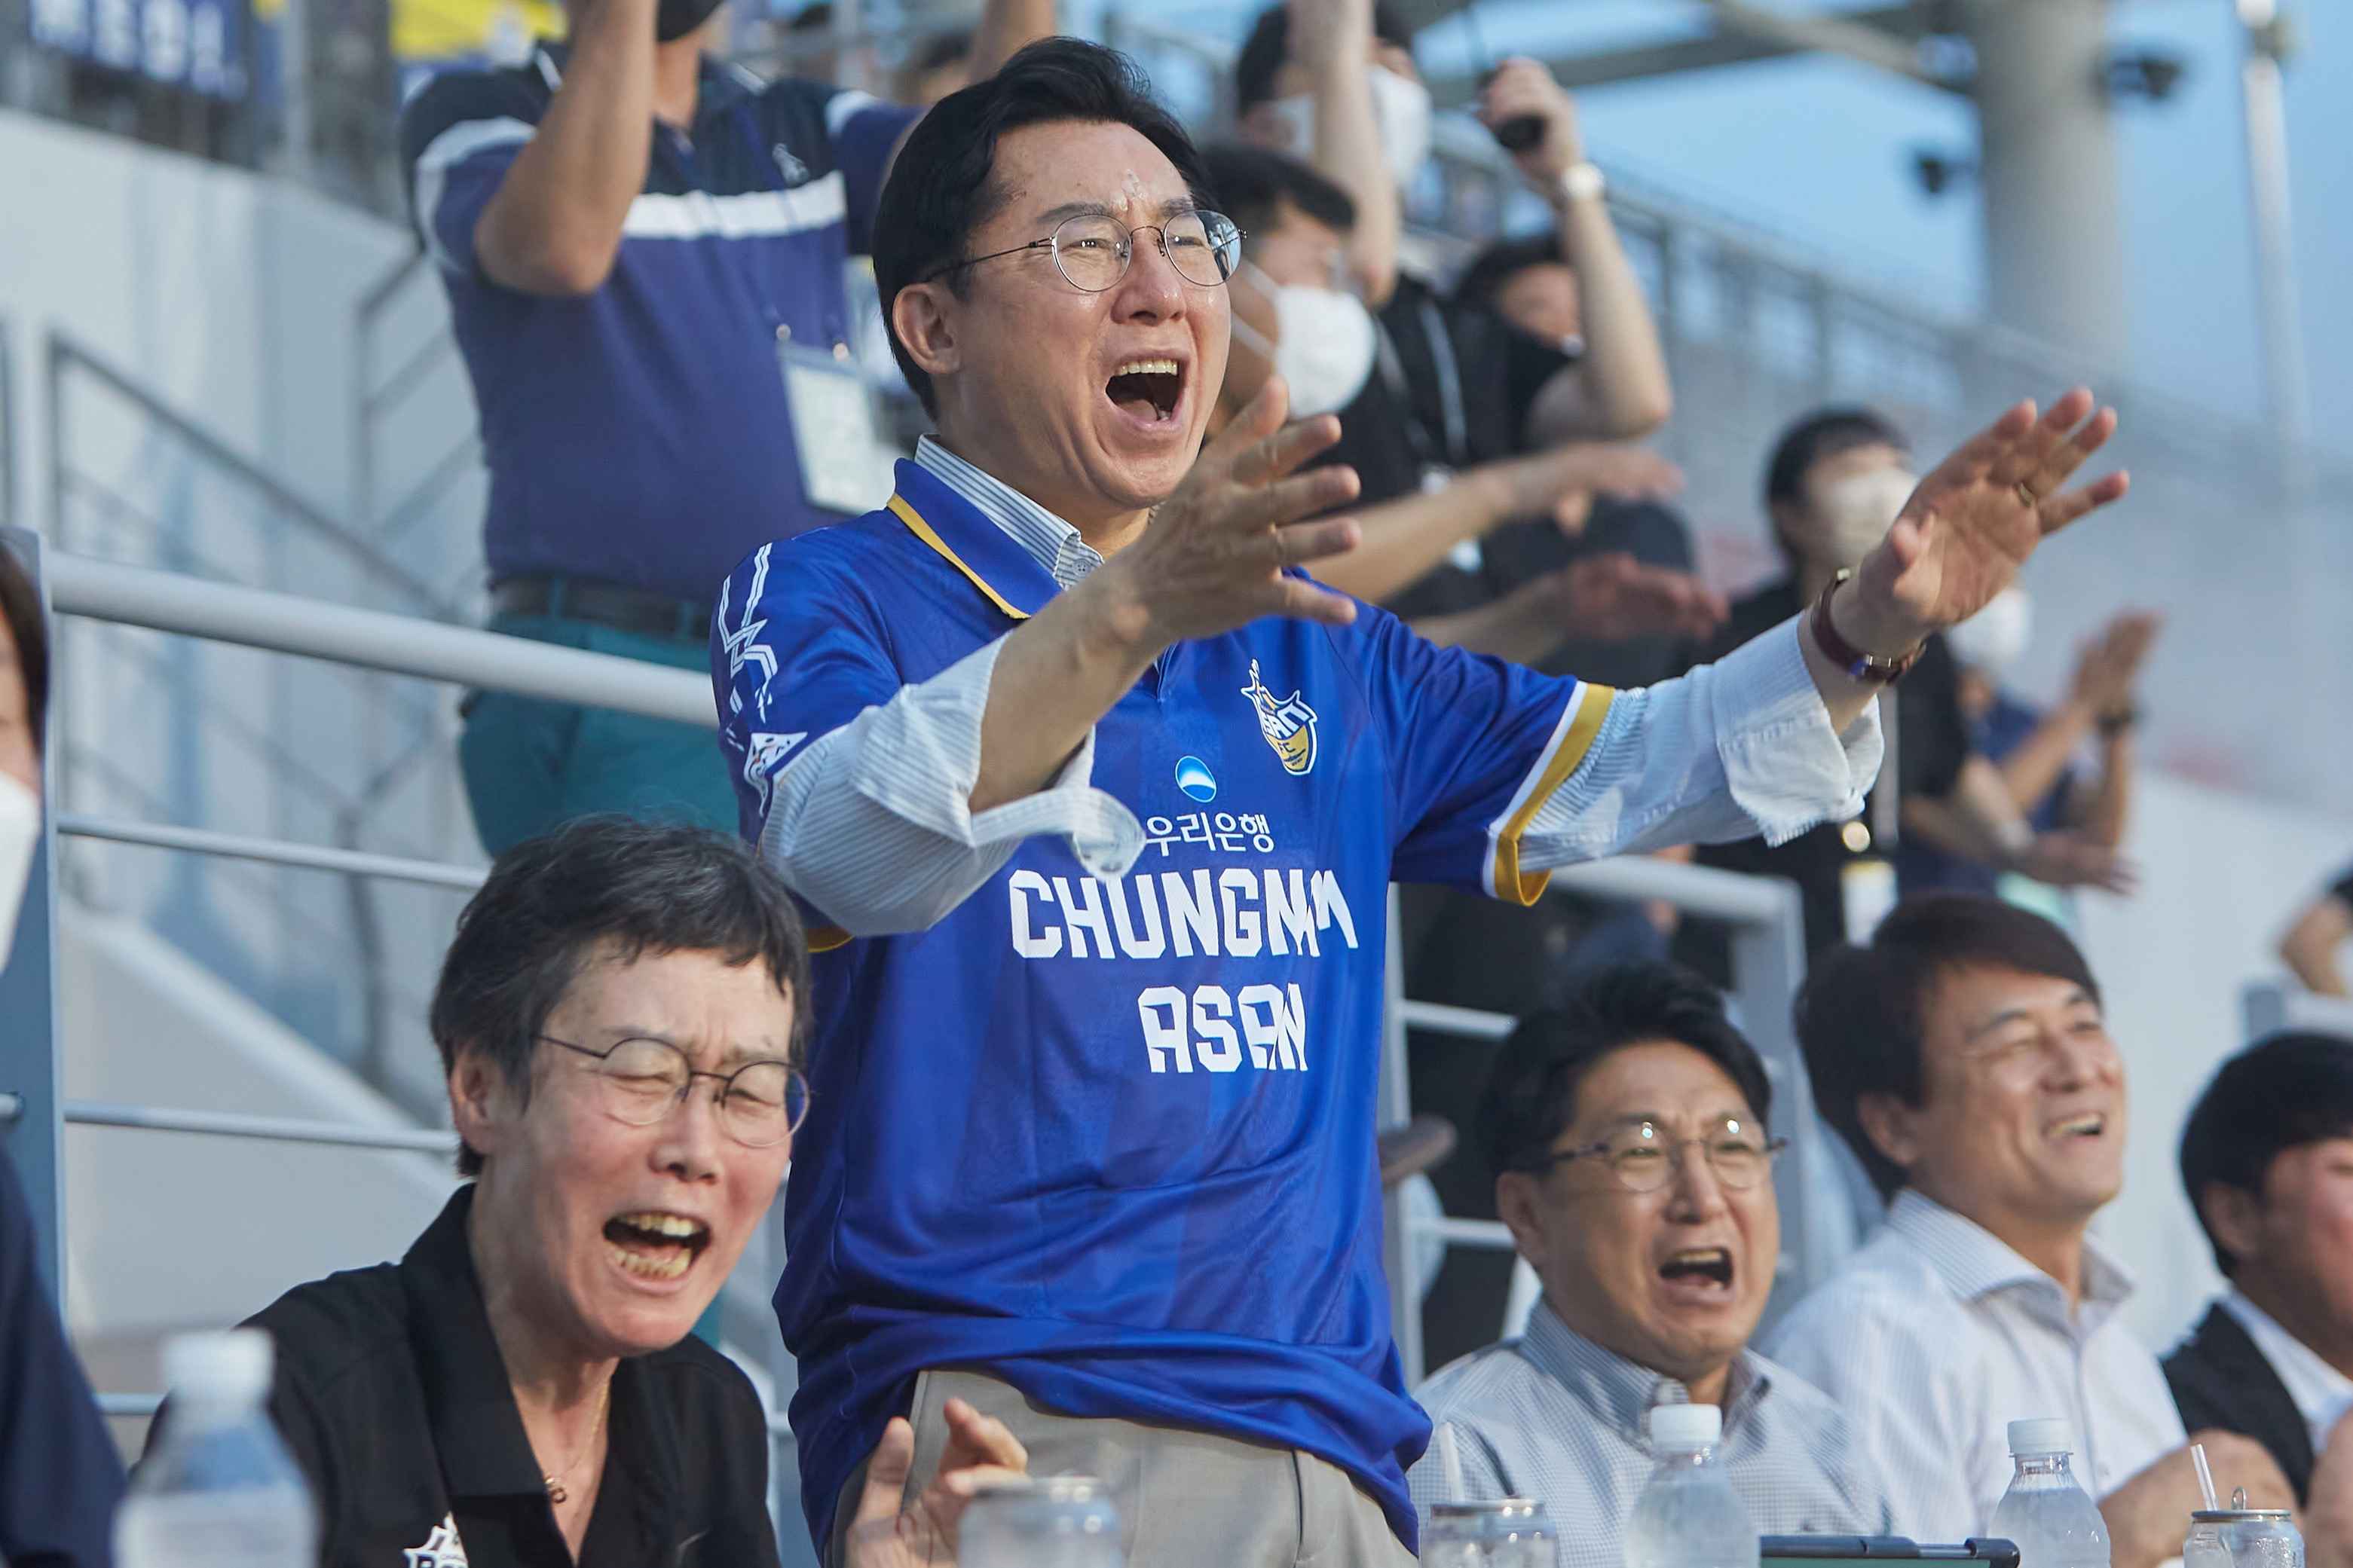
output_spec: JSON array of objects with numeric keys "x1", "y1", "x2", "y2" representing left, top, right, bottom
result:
[{"x1": 490, "y1": 576, "x2": 710, "y2": 643}]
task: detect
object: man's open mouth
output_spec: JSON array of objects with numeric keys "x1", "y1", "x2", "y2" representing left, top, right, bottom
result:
[
  {"x1": 602, "y1": 1211, "x2": 711, "y2": 1282},
  {"x1": 1105, "y1": 357, "x2": 1183, "y2": 423},
  {"x1": 1657, "y1": 1246, "x2": 1735, "y2": 1291},
  {"x1": 2045, "y1": 1112, "x2": 2108, "y2": 1143}
]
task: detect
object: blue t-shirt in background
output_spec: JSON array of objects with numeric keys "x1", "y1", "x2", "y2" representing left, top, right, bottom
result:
[
  {"x1": 711, "y1": 460, "x2": 1618, "y2": 1553},
  {"x1": 398, "y1": 44, "x2": 916, "y2": 603}
]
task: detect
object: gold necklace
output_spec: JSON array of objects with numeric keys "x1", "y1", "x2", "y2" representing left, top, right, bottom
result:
[{"x1": 541, "y1": 1382, "x2": 612, "y2": 1505}]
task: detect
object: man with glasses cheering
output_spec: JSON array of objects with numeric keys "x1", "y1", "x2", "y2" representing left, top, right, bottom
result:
[
  {"x1": 1406, "y1": 964, "x2": 1894, "y2": 1567},
  {"x1": 711, "y1": 38, "x2": 2133, "y2": 1566}
]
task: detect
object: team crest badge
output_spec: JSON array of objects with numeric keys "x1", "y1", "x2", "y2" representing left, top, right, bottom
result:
[
  {"x1": 1241, "y1": 659, "x2": 1317, "y2": 776},
  {"x1": 405, "y1": 1514, "x2": 470, "y2": 1566}
]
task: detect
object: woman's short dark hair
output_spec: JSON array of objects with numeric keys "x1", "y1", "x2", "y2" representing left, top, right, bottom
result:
[
  {"x1": 2180, "y1": 1030, "x2": 2353, "y2": 1276},
  {"x1": 1477, "y1": 963, "x2": 1772, "y2": 1178},
  {"x1": 1795, "y1": 894, "x2": 2101, "y2": 1200},
  {"x1": 872, "y1": 38, "x2": 1214, "y2": 417},
  {"x1": 1762, "y1": 406, "x2": 1908, "y2": 514},
  {"x1": 0, "y1": 541, "x2": 48, "y2": 760},
  {"x1": 1234, "y1": 2, "x2": 1416, "y2": 115},
  {"x1": 428, "y1": 816, "x2": 811, "y2": 1176},
  {"x1": 1200, "y1": 144, "x2": 1354, "y2": 243},
  {"x1": 1453, "y1": 233, "x2": 1566, "y2": 313}
]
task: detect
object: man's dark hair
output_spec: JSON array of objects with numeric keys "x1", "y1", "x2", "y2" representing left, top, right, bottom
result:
[
  {"x1": 1200, "y1": 144, "x2": 1354, "y2": 246},
  {"x1": 1453, "y1": 233, "x2": 1565, "y2": 313},
  {"x1": 1235, "y1": 2, "x2": 1417, "y2": 115},
  {"x1": 1795, "y1": 894, "x2": 2101, "y2": 1200},
  {"x1": 2180, "y1": 1031, "x2": 2353, "y2": 1276},
  {"x1": 873, "y1": 38, "x2": 1213, "y2": 417},
  {"x1": 428, "y1": 817, "x2": 811, "y2": 1176},
  {"x1": 0, "y1": 541, "x2": 47, "y2": 760},
  {"x1": 1762, "y1": 406, "x2": 1908, "y2": 515},
  {"x1": 785, "y1": 2, "x2": 831, "y2": 32},
  {"x1": 1477, "y1": 963, "x2": 1773, "y2": 1179}
]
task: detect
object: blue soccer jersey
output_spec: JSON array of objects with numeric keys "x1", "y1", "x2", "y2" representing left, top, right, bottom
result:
[{"x1": 713, "y1": 460, "x2": 1634, "y2": 1551}]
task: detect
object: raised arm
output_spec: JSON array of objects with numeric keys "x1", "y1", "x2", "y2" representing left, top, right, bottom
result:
[
  {"x1": 472, "y1": 0, "x2": 659, "y2": 295},
  {"x1": 965, "y1": 0, "x2": 1058, "y2": 81},
  {"x1": 1287, "y1": 0, "x2": 1401, "y2": 306},
  {"x1": 1310, "y1": 442, "x2": 1682, "y2": 606},
  {"x1": 1481, "y1": 60, "x2": 1672, "y2": 445}
]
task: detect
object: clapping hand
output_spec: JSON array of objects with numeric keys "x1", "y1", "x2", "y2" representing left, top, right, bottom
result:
[
  {"x1": 844, "y1": 1398, "x2": 1031, "y2": 1568},
  {"x1": 1498, "y1": 442, "x2": 1683, "y2": 536},
  {"x1": 1479, "y1": 57, "x2": 1583, "y2": 185},
  {"x1": 1840, "y1": 390, "x2": 2130, "y2": 656},
  {"x1": 1548, "y1": 553, "x2": 1726, "y2": 643},
  {"x1": 2070, "y1": 610, "x2": 2162, "y2": 720}
]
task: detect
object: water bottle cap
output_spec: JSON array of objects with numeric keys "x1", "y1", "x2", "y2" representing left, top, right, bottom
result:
[
  {"x1": 164, "y1": 1328, "x2": 274, "y2": 1406},
  {"x1": 1649, "y1": 1402, "x2": 1722, "y2": 1450},
  {"x1": 2007, "y1": 1417, "x2": 2073, "y2": 1456}
]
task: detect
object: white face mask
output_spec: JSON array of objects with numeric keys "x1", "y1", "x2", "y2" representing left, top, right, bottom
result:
[
  {"x1": 1812, "y1": 466, "x2": 1918, "y2": 569},
  {"x1": 1269, "y1": 67, "x2": 1434, "y2": 191},
  {"x1": 1946, "y1": 585, "x2": 2035, "y2": 677},
  {"x1": 1233, "y1": 263, "x2": 1378, "y2": 417},
  {"x1": 0, "y1": 772, "x2": 38, "y2": 970}
]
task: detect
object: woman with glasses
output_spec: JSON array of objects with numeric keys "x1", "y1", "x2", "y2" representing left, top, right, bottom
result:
[
  {"x1": 1403, "y1": 962, "x2": 1896, "y2": 1568},
  {"x1": 185, "y1": 818, "x2": 1024, "y2": 1568}
]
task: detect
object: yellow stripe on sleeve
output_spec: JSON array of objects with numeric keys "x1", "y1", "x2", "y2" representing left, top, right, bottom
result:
[
  {"x1": 808, "y1": 925, "x2": 852, "y2": 953},
  {"x1": 1489, "y1": 683, "x2": 1617, "y2": 906}
]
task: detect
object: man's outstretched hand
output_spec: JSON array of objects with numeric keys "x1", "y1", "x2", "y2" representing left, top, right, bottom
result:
[
  {"x1": 845, "y1": 1398, "x2": 1031, "y2": 1568},
  {"x1": 1841, "y1": 389, "x2": 2130, "y2": 656}
]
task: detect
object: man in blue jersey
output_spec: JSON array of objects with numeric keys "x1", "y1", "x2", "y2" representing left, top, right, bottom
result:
[
  {"x1": 396, "y1": 0, "x2": 1047, "y2": 854},
  {"x1": 711, "y1": 39, "x2": 2131, "y2": 1566}
]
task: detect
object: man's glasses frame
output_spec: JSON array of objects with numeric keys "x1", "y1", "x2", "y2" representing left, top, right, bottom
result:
[
  {"x1": 1519, "y1": 1120, "x2": 1788, "y2": 1194},
  {"x1": 538, "y1": 1034, "x2": 810, "y2": 1148},
  {"x1": 921, "y1": 209, "x2": 1245, "y2": 293}
]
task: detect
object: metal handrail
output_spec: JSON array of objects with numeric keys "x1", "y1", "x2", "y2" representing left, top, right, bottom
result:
[
  {"x1": 45, "y1": 552, "x2": 714, "y2": 728},
  {"x1": 56, "y1": 813, "x2": 488, "y2": 892},
  {"x1": 49, "y1": 335, "x2": 457, "y2": 615}
]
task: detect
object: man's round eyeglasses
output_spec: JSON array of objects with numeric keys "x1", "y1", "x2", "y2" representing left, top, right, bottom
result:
[
  {"x1": 1521, "y1": 1119, "x2": 1788, "y2": 1194},
  {"x1": 923, "y1": 209, "x2": 1244, "y2": 294},
  {"x1": 540, "y1": 1035, "x2": 809, "y2": 1148}
]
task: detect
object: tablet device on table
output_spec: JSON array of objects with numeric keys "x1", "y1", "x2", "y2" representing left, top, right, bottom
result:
[{"x1": 1763, "y1": 1537, "x2": 2021, "y2": 1568}]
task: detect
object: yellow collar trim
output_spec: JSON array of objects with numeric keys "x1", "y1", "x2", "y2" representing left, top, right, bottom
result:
[{"x1": 886, "y1": 493, "x2": 1031, "y2": 622}]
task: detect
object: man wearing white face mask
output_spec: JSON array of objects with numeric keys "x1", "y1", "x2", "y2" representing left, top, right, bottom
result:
[
  {"x1": 1232, "y1": 0, "x2": 1672, "y2": 504},
  {"x1": 1675, "y1": 410, "x2": 2134, "y2": 970},
  {"x1": 0, "y1": 538, "x2": 127, "y2": 1568},
  {"x1": 1204, "y1": 144, "x2": 1710, "y2": 619},
  {"x1": 1900, "y1": 592, "x2": 2159, "y2": 906}
]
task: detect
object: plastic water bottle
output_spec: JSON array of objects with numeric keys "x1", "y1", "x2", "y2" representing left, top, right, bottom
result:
[
  {"x1": 115, "y1": 1329, "x2": 319, "y2": 1568},
  {"x1": 1988, "y1": 1418, "x2": 2111, "y2": 1568},
  {"x1": 1624, "y1": 1404, "x2": 1757, "y2": 1568}
]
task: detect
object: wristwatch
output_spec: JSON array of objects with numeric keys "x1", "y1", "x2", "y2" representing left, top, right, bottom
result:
[
  {"x1": 1556, "y1": 162, "x2": 1606, "y2": 205},
  {"x1": 1810, "y1": 569, "x2": 1923, "y2": 685}
]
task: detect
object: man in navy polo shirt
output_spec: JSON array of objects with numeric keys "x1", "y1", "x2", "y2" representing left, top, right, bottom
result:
[
  {"x1": 396, "y1": 0, "x2": 1048, "y2": 854},
  {"x1": 712, "y1": 40, "x2": 2133, "y2": 1567}
]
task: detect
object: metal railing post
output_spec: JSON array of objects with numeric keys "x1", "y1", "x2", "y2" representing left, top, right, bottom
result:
[
  {"x1": 0, "y1": 527, "x2": 66, "y2": 1307},
  {"x1": 1725, "y1": 874, "x2": 1851, "y2": 1331}
]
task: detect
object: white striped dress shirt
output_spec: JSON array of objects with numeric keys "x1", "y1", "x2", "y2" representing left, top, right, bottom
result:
[
  {"x1": 1765, "y1": 1190, "x2": 2186, "y2": 1541},
  {"x1": 1407, "y1": 1300, "x2": 1893, "y2": 1568},
  {"x1": 752, "y1": 441, "x2": 1883, "y2": 935}
]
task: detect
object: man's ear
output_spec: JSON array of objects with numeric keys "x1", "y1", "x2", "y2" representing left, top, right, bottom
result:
[
  {"x1": 891, "y1": 283, "x2": 961, "y2": 384},
  {"x1": 448, "y1": 1050, "x2": 519, "y2": 1162},
  {"x1": 2199, "y1": 1182, "x2": 2266, "y2": 1272},
  {"x1": 1495, "y1": 1172, "x2": 1550, "y2": 1266},
  {"x1": 1855, "y1": 1091, "x2": 1922, "y2": 1177}
]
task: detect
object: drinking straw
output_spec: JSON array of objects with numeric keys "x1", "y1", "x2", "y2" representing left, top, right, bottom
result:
[
  {"x1": 2191, "y1": 1442, "x2": 2220, "y2": 1514},
  {"x1": 1437, "y1": 1421, "x2": 1465, "y2": 1500}
]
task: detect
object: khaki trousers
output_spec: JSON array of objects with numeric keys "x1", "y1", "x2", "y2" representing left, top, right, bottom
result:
[{"x1": 826, "y1": 1368, "x2": 1417, "y2": 1568}]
